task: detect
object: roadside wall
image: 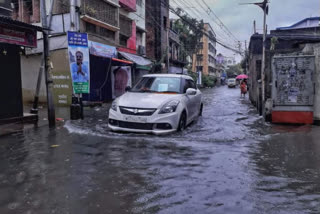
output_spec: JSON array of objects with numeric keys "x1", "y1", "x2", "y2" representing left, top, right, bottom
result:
[{"x1": 21, "y1": 54, "x2": 46, "y2": 103}]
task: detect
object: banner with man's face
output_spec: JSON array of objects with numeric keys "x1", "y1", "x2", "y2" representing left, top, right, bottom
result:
[
  {"x1": 67, "y1": 32, "x2": 90, "y2": 94},
  {"x1": 111, "y1": 66, "x2": 132, "y2": 99}
]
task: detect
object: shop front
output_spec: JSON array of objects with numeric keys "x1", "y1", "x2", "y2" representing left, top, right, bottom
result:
[
  {"x1": 118, "y1": 51, "x2": 152, "y2": 85},
  {"x1": 0, "y1": 16, "x2": 42, "y2": 124},
  {"x1": 83, "y1": 41, "x2": 133, "y2": 102}
]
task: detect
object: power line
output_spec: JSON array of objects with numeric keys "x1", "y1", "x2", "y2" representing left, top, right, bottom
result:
[{"x1": 164, "y1": 1, "x2": 243, "y2": 55}]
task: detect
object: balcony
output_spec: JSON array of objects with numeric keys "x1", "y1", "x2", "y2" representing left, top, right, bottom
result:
[
  {"x1": 119, "y1": 15, "x2": 132, "y2": 38},
  {"x1": 81, "y1": 0, "x2": 119, "y2": 31},
  {"x1": 119, "y1": 0, "x2": 136, "y2": 12}
]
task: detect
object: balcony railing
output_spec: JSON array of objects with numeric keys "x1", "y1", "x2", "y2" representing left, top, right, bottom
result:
[
  {"x1": 81, "y1": 0, "x2": 119, "y2": 28},
  {"x1": 119, "y1": 15, "x2": 132, "y2": 38}
]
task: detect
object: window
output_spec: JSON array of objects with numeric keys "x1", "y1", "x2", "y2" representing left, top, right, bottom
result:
[
  {"x1": 184, "y1": 79, "x2": 196, "y2": 93},
  {"x1": 100, "y1": 27, "x2": 115, "y2": 41},
  {"x1": 137, "y1": 0, "x2": 142, "y2": 6},
  {"x1": 86, "y1": 22, "x2": 96, "y2": 33},
  {"x1": 197, "y1": 54, "x2": 203, "y2": 62},
  {"x1": 163, "y1": 16, "x2": 167, "y2": 29},
  {"x1": 120, "y1": 35, "x2": 128, "y2": 46},
  {"x1": 256, "y1": 60, "x2": 262, "y2": 80}
]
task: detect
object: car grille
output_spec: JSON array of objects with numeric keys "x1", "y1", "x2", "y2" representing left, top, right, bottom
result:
[
  {"x1": 119, "y1": 106, "x2": 156, "y2": 116},
  {"x1": 118, "y1": 121, "x2": 154, "y2": 130}
]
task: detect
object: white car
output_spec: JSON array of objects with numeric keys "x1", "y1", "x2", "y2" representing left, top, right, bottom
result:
[
  {"x1": 108, "y1": 74, "x2": 203, "y2": 135},
  {"x1": 227, "y1": 78, "x2": 236, "y2": 88}
]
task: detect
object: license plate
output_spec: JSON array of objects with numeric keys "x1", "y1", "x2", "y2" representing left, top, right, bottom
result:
[{"x1": 123, "y1": 115, "x2": 147, "y2": 123}]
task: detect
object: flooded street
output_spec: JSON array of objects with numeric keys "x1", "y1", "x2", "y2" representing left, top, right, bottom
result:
[{"x1": 1, "y1": 86, "x2": 320, "y2": 214}]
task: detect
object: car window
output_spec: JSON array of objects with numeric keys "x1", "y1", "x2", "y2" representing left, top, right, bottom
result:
[
  {"x1": 183, "y1": 79, "x2": 196, "y2": 93},
  {"x1": 131, "y1": 77, "x2": 182, "y2": 93}
]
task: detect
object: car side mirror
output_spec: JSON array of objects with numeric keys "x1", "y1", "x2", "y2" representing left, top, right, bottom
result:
[
  {"x1": 186, "y1": 88, "x2": 197, "y2": 96},
  {"x1": 125, "y1": 86, "x2": 131, "y2": 92}
]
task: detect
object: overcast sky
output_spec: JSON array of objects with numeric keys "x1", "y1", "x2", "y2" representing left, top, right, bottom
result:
[{"x1": 171, "y1": 0, "x2": 320, "y2": 62}]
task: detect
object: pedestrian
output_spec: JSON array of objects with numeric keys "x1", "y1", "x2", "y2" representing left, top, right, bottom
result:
[{"x1": 240, "y1": 79, "x2": 247, "y2": 98}]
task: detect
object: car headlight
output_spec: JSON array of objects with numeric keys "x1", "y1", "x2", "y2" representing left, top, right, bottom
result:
[
  {"x1": 111, "y1": 100, "x2": 118, "y2": 111},
  {"x1": 159, "y1": 100, "x2": 180, "y2": 114}
]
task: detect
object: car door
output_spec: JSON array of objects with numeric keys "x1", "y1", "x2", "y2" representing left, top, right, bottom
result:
[
  {"x1": 190, "y1": 80, "x2": 202, "y2": 114},
  {"x1": 184, "y1": 79, "x2": 198, "y2": 120}
]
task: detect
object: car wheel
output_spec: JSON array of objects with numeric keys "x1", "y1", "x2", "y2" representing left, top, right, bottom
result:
[
  {"x1": 199, "y1": 104, "x2": 203, "y2": 116},
  {"x1": 178, "y1": 112, "x2": 186, "y2": 132}
]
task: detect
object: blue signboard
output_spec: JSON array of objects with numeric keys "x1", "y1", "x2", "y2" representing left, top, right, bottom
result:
[
  {"x1": 67, "y1": 32, "x2": 90, "y2": 94},
  {"x1": 68, "y1": 32, "x2": 89, "y2": 47}
]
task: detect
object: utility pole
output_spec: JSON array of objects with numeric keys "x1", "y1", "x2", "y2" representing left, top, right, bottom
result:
[
  {"x1": 167, "y1": 22, "x2": 170, "y2": 73},
  {"x1": 261, "y1": 0, "x2": 268, "y2": 115},
  {"x1": 240, "y1": 0, "x2": 269, "y2": 115},
  {"x1": 70, "y1": 0, "x2": 76, "y2": 31},
  {"x1": 31, "y1": 0, "x2": 55, "y2": 114},
  {"x1": 40, "y1": 0, "x2": 56, "y2": 127}
]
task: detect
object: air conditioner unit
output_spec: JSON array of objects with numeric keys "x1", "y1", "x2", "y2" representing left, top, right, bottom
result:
[{"x1": 138, "y1": 45, "x2": 146, "y2": 56}]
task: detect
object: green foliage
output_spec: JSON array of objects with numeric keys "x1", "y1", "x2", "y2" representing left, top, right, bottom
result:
[
  {"x1": 188, "y1": 71, "x2": 198, "y2": 83},
  {"x1": 202, "y1": 75, "x2": 216, "y2": 88},
  {"x1": 270, "y1": 37, "x2": 279, "y2": 51},
  {"x1": 226, "y1": 64, "x2": 242, "y2": 78},
  {"x1": 172, "y1": 9, "x2": 204, "y2": 59}
]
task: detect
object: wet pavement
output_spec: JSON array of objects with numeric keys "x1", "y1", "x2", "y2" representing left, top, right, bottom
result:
[{"x1": 1, "y1": 86, "x2": 320, "y2": 214}]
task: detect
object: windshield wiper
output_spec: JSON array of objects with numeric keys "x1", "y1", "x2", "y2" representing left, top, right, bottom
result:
[{"x1": 157, "y1": 91, "x2": 178, "y2": 93}]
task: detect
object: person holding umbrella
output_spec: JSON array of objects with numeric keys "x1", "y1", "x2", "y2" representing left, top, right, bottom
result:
[{"x1": 240, "y1": 79, "x2": 248, "y2": 98}]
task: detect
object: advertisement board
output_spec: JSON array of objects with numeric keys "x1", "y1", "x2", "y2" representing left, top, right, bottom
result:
[
  {"x1": 111, "y1": 66, "x2": 132, "y2": 99},
  {"x1": 89, "y1": 41, "x2": 117, "y2": 58},
  {"x1": 0, "y1": 23, "x2": 37, "y2": 47},
  {"x1": 67, "y1": 31, "x2": 90, "y2": 94}
]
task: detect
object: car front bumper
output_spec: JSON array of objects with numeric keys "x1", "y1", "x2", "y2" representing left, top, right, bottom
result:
[{"x1": 108, "y1": 109, "x2": 180, "y2": 135}]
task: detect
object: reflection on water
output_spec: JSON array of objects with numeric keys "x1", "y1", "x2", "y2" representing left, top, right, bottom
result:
[{"x1": 250, "y1": 127, "x2": 320, "y2": 213}]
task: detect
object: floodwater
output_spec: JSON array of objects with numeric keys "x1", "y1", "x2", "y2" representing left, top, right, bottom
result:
[{"x1": 1, "y1": 86, "x2": 320, "y2": 214}]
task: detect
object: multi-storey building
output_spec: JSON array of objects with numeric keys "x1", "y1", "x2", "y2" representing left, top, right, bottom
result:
[
  {"x1": 192, "y1": 23, "x2": 217, "y2": 77},
  {"x1": 145, "y1": 0, "x2": 169, "y2": 72},
  {"x1": 0, "y1": 0, "x2": 43, "y2": 123},
  {"x1": 168, "y1": 20, "x2": 187, "y2": 74},
  {"x1": 14, "y1": 0, "x2": 150, "y2": 106}
]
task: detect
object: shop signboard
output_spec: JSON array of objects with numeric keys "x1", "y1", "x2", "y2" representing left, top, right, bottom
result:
[
  {"x1": 89, "y1": 41, "x2": 117, "y2": 58},
  {"x1": 0, "y1": 23, "x2": 37, "y2": 47},
  {"x1": 67, "y1": 31, "x2": 90, "y2": 94}
]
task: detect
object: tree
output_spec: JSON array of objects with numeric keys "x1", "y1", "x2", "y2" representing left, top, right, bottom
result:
[
  {"x1": 226, "y1": 64, "x2": 242, "y2": 78},
  {"x1": 172, "y1": 9, "x2": 204, "y2": 61}
]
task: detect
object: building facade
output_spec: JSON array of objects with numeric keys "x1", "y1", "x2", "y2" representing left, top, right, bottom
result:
[
  {"x1": 0, "y1": 5, "x2": 43, "y2": 124},
  {"x1": 248, "y1": 17, "x2": 320, "y2": 124},
  {"x1": 13, "y1": 0, "x2": 150, "y2": 106},
  {"x1": 145, "y1": 0, "x2": 169, "y2": 72},
  {"x1": 192, "y1": 23, "x2": 217, "y2": 77},
  {"x1": 168, "y1": 21, "x2": 187, "y2": 74}
]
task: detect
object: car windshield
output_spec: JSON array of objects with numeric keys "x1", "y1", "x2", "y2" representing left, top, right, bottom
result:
[{"x1": 131, "y1": 77, "x2": 182, "y2": 94}]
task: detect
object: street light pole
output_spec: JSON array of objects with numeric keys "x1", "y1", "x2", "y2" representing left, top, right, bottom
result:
[
  {"x1": 240, "y1": 0, "x2": 269, "y2": 115},
  {"x1": 40, "y1": 0, "x2": 56, "y2": 127}
]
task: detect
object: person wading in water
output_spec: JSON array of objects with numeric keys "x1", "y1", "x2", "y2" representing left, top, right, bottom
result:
[{"x1": 240, "y1": 79, "x2": 248, "y2": 98}]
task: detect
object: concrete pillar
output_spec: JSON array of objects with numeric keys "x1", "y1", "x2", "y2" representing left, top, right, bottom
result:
[{"x1": 311, "y1": 43, "x2": 320, "y2": 124}]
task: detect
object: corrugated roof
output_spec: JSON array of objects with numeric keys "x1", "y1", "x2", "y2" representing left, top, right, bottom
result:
[{"x1": 276, "y1": 17, "x2": 320, "y2": 30}]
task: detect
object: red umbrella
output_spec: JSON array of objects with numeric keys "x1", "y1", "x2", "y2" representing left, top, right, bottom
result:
[{"x1": 236, "y1": 74, "x2": 248, "y2": 80}]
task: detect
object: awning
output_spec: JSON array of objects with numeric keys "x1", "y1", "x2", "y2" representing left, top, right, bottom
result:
[
  {"x1": 119, "y1": 51, "x2": 152, "y2": 69},
  {"x1": 112, "y1": 58, "x2": 133, "y2": 64}
]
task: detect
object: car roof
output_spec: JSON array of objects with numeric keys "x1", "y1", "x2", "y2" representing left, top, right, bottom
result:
[{"x1": 143, "y1": 73, "x2": 193, "y2": 80}]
